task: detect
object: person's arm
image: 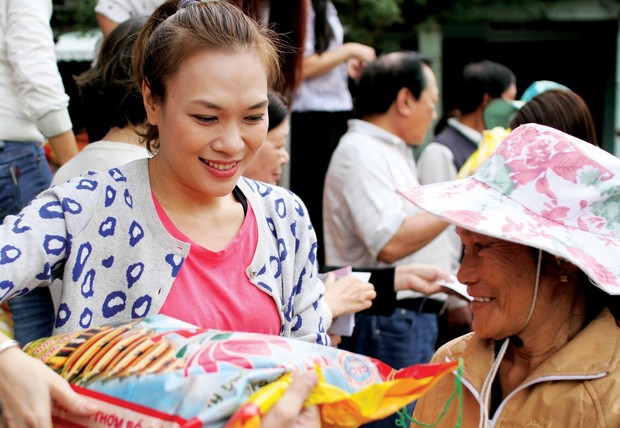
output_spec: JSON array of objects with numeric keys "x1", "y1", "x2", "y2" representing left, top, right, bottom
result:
[
  {"x1": 94, "y1": 0, "x2": 134, "y2": 38},
  {"x1": 393, "y1": 263, "x2": 452, "y2": 293},
  {"x1": 0, "y1": 334, "x2": 98, "y2": 426},
  {"x1": 378, "y1": 212, "x2": 449, "y2": 264},
  {"x1": 96, "y1": 12, "x2": 120, "y2": 38},
  {"x1": 8, "y1": 1, "x2": 77, "y2": 155},
  {"x1": 47, "y1": 129, "x2": 79, "y2": 166},
  {"x1": 362, "y1": 264, "x2": 452, "y2": 315},
  {"x1": 302, "y1": 43, "x2": 376, "y2": 79},
  {"x1": 321, "y1": 264, "x2": 451, "y2": 317},
  {"x1": 357, "y1": 267, "x2": 397, "y2": 316}
]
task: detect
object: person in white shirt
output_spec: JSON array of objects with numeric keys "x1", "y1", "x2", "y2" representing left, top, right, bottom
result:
[
  {"x1": 0, "y1": 0, "x2": 79, "y2": 344},
  {"x1": 323, "y1": 51, "x2": 467, "y2": 428},
  {"x1": 94, "y1": 0, "x2": 265, "y2": 37},
  {"x1": 289, "y1": 0, "x2": 375, "y2": 266},
  {"x1": 245, "y1": 91, "x2": 455, "y2": 347},
  {"x1": 95, "y1": 0, "x2": 165, "y2": 36}
]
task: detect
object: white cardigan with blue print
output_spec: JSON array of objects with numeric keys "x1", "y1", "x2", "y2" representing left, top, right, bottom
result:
[{"x1": 0, "y1": 159, "x2": 330, "y2": 345}]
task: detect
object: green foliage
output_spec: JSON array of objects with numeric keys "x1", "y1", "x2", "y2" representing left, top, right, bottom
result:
[
  {"x1": 333, "y1": 0, "x2": 405, "y2": 50},
  {"x1": 51, "y1": 0, "x2": 98, "y2": 31},
  {"x1": 355, "y1": 0, "x2": 404, "y2": 25},
  {"x1": 331, "y1": 0, "x2": 556, "y2": 52}
]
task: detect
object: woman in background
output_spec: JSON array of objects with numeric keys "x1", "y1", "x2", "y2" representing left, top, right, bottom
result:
[
  {"x1": 509, "y1": 88, "x2": 599, "y2": 146},
  {"x1": 288, "y1": 0, "x2": 376, "y2": 265}
]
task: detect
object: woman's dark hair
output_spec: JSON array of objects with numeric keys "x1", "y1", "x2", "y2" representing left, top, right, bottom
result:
[
  {"x1": 74, "y1": 16, "x2": 148, "y2": 142},
  {"x1": 268, "y1": 91, "x2": 289, "y2": 131},
  {"x1": 509, "y1": 89, "x2": 599, "y2": 146},
  {"x1": 132, "y1": 0, "x2": 281, "y2": 153},
  {"x1": 267, "y1": 0, "x2": 307, "y2": 100},
  {"x1": 311, "y1": 0, "x2": 334, "y2": 55}
]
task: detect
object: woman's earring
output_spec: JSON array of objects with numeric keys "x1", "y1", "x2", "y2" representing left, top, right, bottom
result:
[{"x1": 556, "y1": 257, "x2": 568, "y2": 282}]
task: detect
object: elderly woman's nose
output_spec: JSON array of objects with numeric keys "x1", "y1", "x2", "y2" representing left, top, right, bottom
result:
[{"x1": 457, "y1": 255, "x2": 479, "y2": 286}]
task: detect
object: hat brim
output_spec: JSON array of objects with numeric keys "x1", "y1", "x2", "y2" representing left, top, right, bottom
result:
[{"x1": 398, "y1": 178, "x2": 620, "y2": 295}]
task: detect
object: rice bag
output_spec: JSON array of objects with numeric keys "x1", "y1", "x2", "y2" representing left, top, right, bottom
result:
[{"x1": 22, "y1": 315, "x2": 459, "y2": 427}]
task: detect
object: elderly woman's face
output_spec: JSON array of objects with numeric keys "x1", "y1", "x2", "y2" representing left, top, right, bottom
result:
[
  {"x1": 243, "y1": 117, "x2": 290, "y2": 185},
  {"x1": 456, "y1": 227, "x2": 539, "y2": 340}
]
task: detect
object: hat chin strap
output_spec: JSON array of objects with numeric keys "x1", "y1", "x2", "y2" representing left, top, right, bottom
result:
[
  {"x1": 477, "y1": 249, "x2": 543, "y2": 428},
  {"x1": 510, "y1": 248, "x2": 543, "y2": 346}
]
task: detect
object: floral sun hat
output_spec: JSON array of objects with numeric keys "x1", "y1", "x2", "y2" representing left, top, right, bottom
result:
[{"x1": 398, "y1": 123, "x2": 620, "y2": 295}]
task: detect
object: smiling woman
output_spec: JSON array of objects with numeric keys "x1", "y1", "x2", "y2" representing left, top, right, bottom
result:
[
  {"x1": 0, "y1": 1, "x2": 332, "y2": 425},
  {"x1": 399, "y1": 123, "x2": 620, "y2": 427},
  {"x1": 143, "y1": 48, "x2": 270, "y2": 203}
]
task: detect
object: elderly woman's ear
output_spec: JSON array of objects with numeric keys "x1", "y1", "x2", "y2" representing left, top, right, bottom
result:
[
  {"x1": 544, "y1": 253, "x2": 580, "y2": 284},
  {"x1": 557, "y1": 262, "x2": 581, "y2": 284}
]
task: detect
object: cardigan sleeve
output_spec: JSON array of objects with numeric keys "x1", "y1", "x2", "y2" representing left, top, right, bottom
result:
[
  {"x1": 0, "y1": 174, "x2": 103, "y2": 303},
  {"x1": 286, "y1": 193, "x2": 331, "y2": 346}
]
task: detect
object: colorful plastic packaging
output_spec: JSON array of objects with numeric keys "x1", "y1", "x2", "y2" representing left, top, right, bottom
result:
[{"x1": 23, "y1": 315, "x2": 459, "y2": 427}]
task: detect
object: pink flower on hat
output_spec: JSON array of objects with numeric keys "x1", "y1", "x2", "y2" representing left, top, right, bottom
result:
[
  {"x1": 567, "y1": 246, "x2": 619, "y2": 287},
  {"x1": 541, "y1": 200, "x2": 570, "y2": 222},
  {"x1": 443, "y1": 210, "x2": 488, "y2": 228},
  {"x1": 501, "y1": 217, "x2": 524, "y2": 235},
  {"x1": 501, "y1": 131, "x2": 610, "y2": 202}
]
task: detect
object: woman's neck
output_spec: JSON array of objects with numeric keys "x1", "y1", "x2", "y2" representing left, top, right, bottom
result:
[
  {"x1": 102, "y1": 125, "x2": 144, "y2": 146},
  {"x1": 500, "y1": 297, "x2": 588, "y2": 393}
]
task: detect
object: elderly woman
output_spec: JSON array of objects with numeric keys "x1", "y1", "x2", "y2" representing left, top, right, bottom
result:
[{"x1": 399, "y1": 123, "x2": 620, "y2": 426}]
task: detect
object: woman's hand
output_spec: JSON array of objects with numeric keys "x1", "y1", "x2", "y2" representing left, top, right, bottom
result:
[
  {"x1": 261, "y1": 371, "x2": 321, "y2": 428},
  {"x1": 344, "y1": 43, "x2": 376, "y2": 80},
  {"x1": 343, "y1": 42, "x2": 376, "y2": 64},
  {"x1": 328, "y1": 333, "x2": 342, "y2": 347},
  {"x1": 303, "y1": 42, "x2": 375, "y2": 80},
  {"x1": 0, "y1": 342, "x2": 97, "y2": 427},
  {"x1": 323, "y1": 272, "x2": 376, "y2": 319}
]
